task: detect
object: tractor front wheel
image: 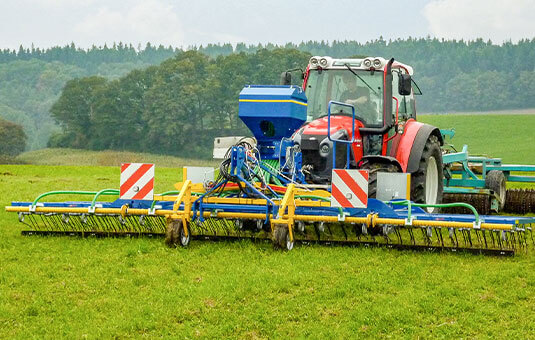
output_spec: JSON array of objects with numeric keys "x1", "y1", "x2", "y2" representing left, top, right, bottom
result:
[{"x1": 411, "y1": 135, "x2": 444, "y2": 213}]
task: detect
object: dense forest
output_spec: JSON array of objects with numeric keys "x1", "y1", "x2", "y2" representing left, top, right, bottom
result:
[
  {"x1": 48, "y1": 49, "x2": 310, "y2": 158},
  {"x1": 1, "y1": 38, "x2": 534, "y2": 154},
  {"x1": 0, "y1": 117, "x2": 26, "y2": 162}
]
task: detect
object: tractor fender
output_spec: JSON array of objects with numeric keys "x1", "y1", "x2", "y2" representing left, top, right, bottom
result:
[
  {"x1": 405, "y1": 124, "x2": 443, "y2": 173},
  {"x1": 357, "y1": 155, "x2": 402, "y2": 172}
]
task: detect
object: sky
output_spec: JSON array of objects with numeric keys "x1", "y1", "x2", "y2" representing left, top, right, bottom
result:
[{"x1": 0, "y1": 0, "x2": 534, "y2": 50}]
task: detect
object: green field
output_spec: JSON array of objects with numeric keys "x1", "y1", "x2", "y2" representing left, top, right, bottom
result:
[
  {"x1": 15, "y1": 148, "x2": 219, "y2": 168},
  {"x1": 419, "y1": 113, "x2": 535, "y2": 164},
  {"x1": 2, "y1": 113, "x2": 535, "y2": 338}
]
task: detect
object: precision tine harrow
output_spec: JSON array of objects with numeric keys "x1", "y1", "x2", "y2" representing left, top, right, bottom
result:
[
  {"x1": 6, "y1": 160, "x2": 535, "y2": 256},
  {"x1": 5, "y1": 81, "x2": 535, "y2": 256}
]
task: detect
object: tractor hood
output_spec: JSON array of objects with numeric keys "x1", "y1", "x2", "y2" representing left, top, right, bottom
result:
[{"x1": 298, "y1": 115, "x2": 365, "y2": 138}]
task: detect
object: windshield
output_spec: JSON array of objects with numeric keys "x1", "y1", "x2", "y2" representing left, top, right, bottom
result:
[{"x1": 305, "y1": 69, "x2": 384, "y2": 127}]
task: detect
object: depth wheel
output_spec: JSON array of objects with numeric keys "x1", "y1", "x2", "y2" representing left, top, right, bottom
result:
[
  {"x1": 179, "y1": 221, "x2": 191, "y2": 247},
  {"x1": 485, "y1": 170, "x2": 506, "y2": 212},
  {"x1": 411, "y1": 135, "x2": 444, "y2": 213},
  {"x1": 272, "y1": 224, "x2": 294, "y2": 251},
  {"x1": 165, "y1": 219, "x2": 180, "y2": 248},
  {"x1": 165, "y1": 220, "x2": 190, "y2": 248}
]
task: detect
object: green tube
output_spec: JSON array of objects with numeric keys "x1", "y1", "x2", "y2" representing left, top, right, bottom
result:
[
  {"x1": 90, "y1": 189, "x2": 120, "y2": 209},
  {"x1": 31, "y1": 190, "x2": 119, "y2": 209},
  {"x1": 158, "y1": 190, "x2": 179, "y2": 196},
  {"x1": 388, "y1": 200, "x2": 480, "y2": 224}
]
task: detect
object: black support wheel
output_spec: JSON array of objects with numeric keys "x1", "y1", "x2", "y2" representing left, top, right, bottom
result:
[
  {"x1": 485, "y1": 170, "x2": 506, "y2": 212},
  {"x1": 165, "y1": 219, "x2": 180, "y2": 248},
  {"x1": 411, "y1": 135, "x2": 444, "y2": 213},
  {"x1": 272, "y1": 224, "x2": 294, "y2": 251},
  {"x1": 178, "y1": 221, "x2": 191, "y2": 247},
  {"x1": 165, "y1": 219, "x2": 190, "y2": 248}
]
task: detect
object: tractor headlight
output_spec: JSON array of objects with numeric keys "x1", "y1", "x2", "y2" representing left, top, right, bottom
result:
[
  {"x1": 319, "y1": 58, "x2": 328, "y2": 67},
  {"x1": 373, "y1": 58, "x2": 383, "y2": 68},
  {"x1": 320, "y1": 143, "x2": 330, "y2": 156},
  {"x1": 310, "y1": 57, "x2": 319, "y2": 67},
  {"x1": 363, "y1": 58, "x2": 372, "y2": 68}
]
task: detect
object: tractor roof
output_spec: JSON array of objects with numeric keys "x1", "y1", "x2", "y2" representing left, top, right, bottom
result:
[{"x1": 308, "y1": 56, "x2": 414, "y2": 75}]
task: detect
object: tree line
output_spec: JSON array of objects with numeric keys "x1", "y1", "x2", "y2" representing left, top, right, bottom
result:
[
  {"x1": 1, "y1": 38, "x2": 534, "y2": 154},
  {"x1": 49, "y1": 49, "x2": 310, "y2": 158},
  {"x1": 0, "y1": 117, "x2": 26, "y2": 162}
]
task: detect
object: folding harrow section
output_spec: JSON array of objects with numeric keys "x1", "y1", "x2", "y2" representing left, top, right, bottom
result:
[
  {"x1": 5, "y1": 145, "x2": 535, "y2": 256},
  {"x1": 7, "y1": 182, "x2": 534, "y2": 256}
]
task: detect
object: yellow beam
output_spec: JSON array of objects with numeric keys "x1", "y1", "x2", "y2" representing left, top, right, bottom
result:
[{"x1": 5, "y1": 207, "x2": 514, "y2": 231}]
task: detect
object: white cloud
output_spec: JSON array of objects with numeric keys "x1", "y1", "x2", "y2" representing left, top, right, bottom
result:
[
  {"x1": 74, "y1": 0, "x2": 184, "y2": 47},
  {"x1": 423, "y1": 0, "x2": 535, "y2": 43}
]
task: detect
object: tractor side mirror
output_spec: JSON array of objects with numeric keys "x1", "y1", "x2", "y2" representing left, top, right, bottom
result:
[
  {"x1": 280, "y1": 72, "x2": 292, "y2": 85},
  {"x1": 398, "y1": 74, "x2": 412, "y2": 95}
]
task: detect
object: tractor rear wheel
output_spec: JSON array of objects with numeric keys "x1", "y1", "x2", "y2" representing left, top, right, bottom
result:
[{"x1": 411, "y1": 135, "x2": 444, "y2": 213}]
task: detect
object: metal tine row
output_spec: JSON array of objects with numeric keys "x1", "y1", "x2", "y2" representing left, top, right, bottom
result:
[
  {"x1": 22, "y1": 213, "x2": 169, "y2": 234},
  {"x1": 18, "y1": 213, "x2": 532, "y2": 253},
  {"x1": 293, "y1": 222, "x2": 522, "y2": 251}
]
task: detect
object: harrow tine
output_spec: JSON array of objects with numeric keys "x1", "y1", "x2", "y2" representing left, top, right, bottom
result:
[
  {"x1": 490, "y1": 230, "x2": 497, "y2": 248},
  {"x1": 434, "y1": 227, "x2": 444, "y2": 248},
  {"x1": 475, "y1": 229, "x2": 482, "y2": 246},
  {"x1": 394, "y1": 227, "x2": 402, "y2": 245},
  {"x1": 341, "y1": 223, "x2": 348, "y2": 241},
  {"x1": 326, "y1": 223, "x2": 333, "y2": 238},
  {"x1": 481, "y1": 230, "x2": 489, "y2": 249},
  {"x1": 420, "y1": 227, "x2": 430, "y2": 246},
  {"x1": 452, "y1": 228, "x2": 459, "y2": 248},
  {"x1": 205, "y1": 218, "x2": 217, "y2": 236},
  {"x1": 408, "y1": 227, "x2": 416, "y2": 245},
  {"x1": 49, "y1": 214, "x2": 61, "y2": 231}
]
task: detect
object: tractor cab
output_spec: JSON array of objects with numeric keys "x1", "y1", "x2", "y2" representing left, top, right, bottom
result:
[
  {"x1": 305, "y1": 56, "x2": 417, "y2": 126},
  {"x1": 292, "y1": 56, "x2": 420, "y2": 184}
]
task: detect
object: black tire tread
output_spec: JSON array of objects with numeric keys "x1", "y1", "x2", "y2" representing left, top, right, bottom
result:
[
  {"x1": 359, "y1": 161, "x2": 400, "y2": 198},
  {"x1": 410, "y1": 135, "x2": 444, "y2": 212},
  {"x1": 485, "y1": 170, "x2": 506, "y2": 210}
]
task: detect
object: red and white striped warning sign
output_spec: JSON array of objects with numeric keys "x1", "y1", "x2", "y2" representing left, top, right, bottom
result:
[
  {"x1": 120, "y1": 163, "x2": 155, "y2": 200},
  {"x1": 331, "y1": 169, "x2": 369, "y2": 208}
]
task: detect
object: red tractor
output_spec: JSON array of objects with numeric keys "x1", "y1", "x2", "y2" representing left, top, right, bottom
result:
[{"x1": 285, "y1": 56, "x2": 444, "y2": 211}]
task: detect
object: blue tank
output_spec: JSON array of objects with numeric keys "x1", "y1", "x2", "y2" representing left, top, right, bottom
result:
[{"x1": 239, "y1": 85, "x2": 307, "y2": 159}]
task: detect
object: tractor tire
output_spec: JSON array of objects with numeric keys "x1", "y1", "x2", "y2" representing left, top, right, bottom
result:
[
  {"x1": 359, "y1": 161, "x2": 400, "y2": 198},
  {"x1": 485, "y1": 170, "x2": 506, "y2": 211},
  {"x1": 411, "y1": 135, "x2": 444, "y2": 213}
]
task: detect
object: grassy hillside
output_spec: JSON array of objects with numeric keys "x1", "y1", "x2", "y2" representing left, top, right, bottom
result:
[
  {"x1": 1, "y1": 164, "x2": 535, "y2": 338},
  {"x1": 420, "y1": 113, "x2": 535, "y2": 164},
  {"x1": 13, "y1": 112, "x2": 535, "y2": 167},
  {"x1": 15, "y1": 148, "x2": 218, "y2": 168}
]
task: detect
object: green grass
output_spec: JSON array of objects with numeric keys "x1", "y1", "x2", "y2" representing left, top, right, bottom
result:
[
  {"x1": 419, "y1": 114, "x2": 535, "y2": 164},
  {"x1": 1, "y1": 165, "x2": 535, "y2": 338},
  {"x1": 16, "y1": 148, "x2": 218, "y2": 168},
  {"x1": 2, "y1": 113, "x2": 535, "y2": 338}
]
